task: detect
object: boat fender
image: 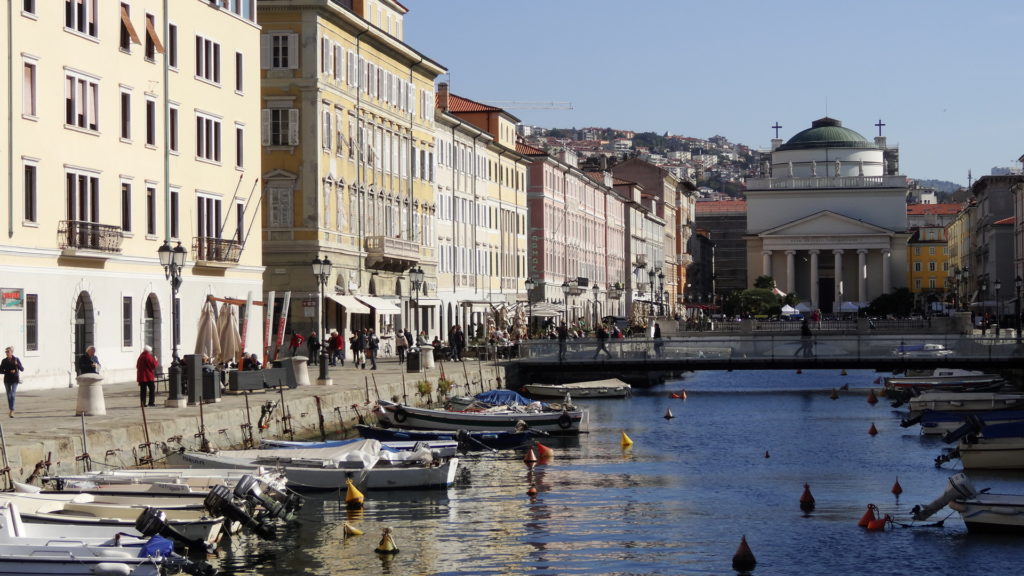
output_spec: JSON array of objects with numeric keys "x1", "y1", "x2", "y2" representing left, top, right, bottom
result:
[
  {"x1": 394, "y1": 407, "x2": 409, "y2": 423},
  {"x1": 94, "y1": 550, "x2": 134, "y2": 559},
  {"x1": 557, "y1": 413, "x2": 573, "y2": 430},
  {"x1": 91, "y1": 563, "x2": 132, "y2": 576}
]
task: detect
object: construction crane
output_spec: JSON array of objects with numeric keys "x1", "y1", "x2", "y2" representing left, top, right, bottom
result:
[{"x1": 480, "y1": 101, "x2": 573, "y2": 110}]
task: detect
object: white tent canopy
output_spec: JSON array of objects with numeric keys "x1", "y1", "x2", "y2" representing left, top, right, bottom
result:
[{"x1": 780, "y1": 304, "x2": 799, "y2": 316}]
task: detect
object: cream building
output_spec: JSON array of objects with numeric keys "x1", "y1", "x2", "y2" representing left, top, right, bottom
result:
[
  {"x1": 745, "y1": 118, "x2": 909, "y2": 312},
  {"x1": 257, "y1": 0, "x2": 444, "y2": 341},
  {"x1": 0, "y1": 0, "x2": 263, "y2": 389}
]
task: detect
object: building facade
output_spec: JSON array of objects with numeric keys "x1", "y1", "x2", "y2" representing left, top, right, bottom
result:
[{"x1": 0, "y1": 0, "x2": 263, "y2": 389}]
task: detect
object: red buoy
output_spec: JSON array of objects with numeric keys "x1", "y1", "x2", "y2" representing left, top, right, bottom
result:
[
  {"x1": 796, "y1": 368, "x2": 802, "y2": 374},
  {"x1": 523, "y1": 448, "x2": 537, "y2": 466},
  {"x1": 800, "y1": 483, "x2": 816, "y2": 513},
  {"x1": 866, "y1": 514, "x2": 890, "y2": 531},
  {"x1": 732, "y1": 535, "x2": 756, "y2": 573},
  {"x1": 891, "y1": 478, "x2": 903, "y2": 499},
  {"x1": 535, "y1": 442, "x2": 555, "y2": 459},
  {"x1": 858, "y1": 504, "x2": 878, "y2": 527},
  {"x1": 869, "y1": 423, "x2": 878, "y2": 436},
  {"x1": 867, "y1": 390, "x2": 879, "y2": 405},
  {"x1": 664, "y1": 408, "x2": 675, "y2": 420},
  {"x1": 527, "y1": 484, "x2": 538, "y2": 498}
]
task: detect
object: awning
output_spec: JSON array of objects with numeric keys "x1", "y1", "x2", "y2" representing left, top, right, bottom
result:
[
  {"x1": 460, "y1": 300, "x2": 493, "y2": 309},
  {"x1": 355, "y1": 295, "x2": 401, "y2": 314},
  {"x1": 327, "y1": 294, "x2": 370, "y2": 314},
  {"x1": 413, "y1": 298, "x2": 441, "y2": 307}
]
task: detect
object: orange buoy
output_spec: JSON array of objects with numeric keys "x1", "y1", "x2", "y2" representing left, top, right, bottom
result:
[
  {"x1": 891, "y1": 478, "x2": 903, "y2": 499},
  {"x1": 664, "y1": 408, "x2": 675, "y2": 420},
  {"x1": 800, "y1": 483, "x2": 816, "y2": 513},
  {"x1": 830, "y1": 388, "x2": 839, "y2": 400},
  {"x1": 535, "y1": 442, "x2": 555, "y2": 459},
  {"x1": 866, "y1": 514, "x2": 890, "y2": 532},
  {"x1": 527, "y1": 484, "x2": 538, "y2": 498},
  {"x1": 796, "y1": 368, "x2": 802, "y2": 374},
  {"x1": 621, "y1": 431, "x2": 634, "y2": 448},
  {"x1": 858, "y1": 504, "x2": 878, "y2": 527},
  {"x1": 523, "y1": 448, "x2": 538, "y2": 466},
  {"x1": 731, "y1": 535, "x2": 756, "y2": 573},
  {"x1": 869, "y1": 423, "x2": 878, "y2": 436},
  {"x1": 867, "y1": 390, "x2": 878, "y2": 405}
]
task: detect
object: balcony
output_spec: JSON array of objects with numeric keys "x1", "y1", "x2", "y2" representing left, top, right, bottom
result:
[
  {"x1": 58, "y1": 221, "x2": 123, "y2": 256},
  {"x1": 193, "y1": 237, "x2": 242, "y2": 265},
  {"x1": 365, "y1": 235, "x2": 420, "y2": 272}
]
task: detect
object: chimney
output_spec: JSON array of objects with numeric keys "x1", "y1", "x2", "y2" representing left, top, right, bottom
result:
[{"x1": 438, "y1": 82, "x2": 449, "y2": 112}]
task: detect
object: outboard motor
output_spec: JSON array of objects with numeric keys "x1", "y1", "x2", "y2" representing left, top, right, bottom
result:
[
  {"x1": 135, "y1": 507, "x2": 216, "y2": 554},
  {"x1": 941, "y1": 415, "x2": 986, "y2": 444},
  {"x1": 204, "y1": 484, "x2": 276, "y2": 540},
  {"x1": 911, "y1": 473, "x2": 977, "y2": 521},
  {"x1": 233, "y1": 473, "x2": 304, "y2": 522}
]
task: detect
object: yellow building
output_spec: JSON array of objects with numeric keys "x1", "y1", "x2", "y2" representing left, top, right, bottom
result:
[
  {"x1": 907, "y1": 225, "x2": 948, "y2": 311},
  {"x1": 258, "y1": 0, "x2": 445, "y2": 340},
  {"x1": 0, "y1": 1, "x2": 263, "y2": 389}
]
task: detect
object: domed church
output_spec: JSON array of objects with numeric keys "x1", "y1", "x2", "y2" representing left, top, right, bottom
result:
[{"x1": 744, "y1": 117, "x2": 909, "y2": 313}]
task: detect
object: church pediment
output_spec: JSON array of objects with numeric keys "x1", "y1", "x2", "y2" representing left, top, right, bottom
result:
[{"x1": 759, "y1": 210, "x2": 894, "y2": 237}]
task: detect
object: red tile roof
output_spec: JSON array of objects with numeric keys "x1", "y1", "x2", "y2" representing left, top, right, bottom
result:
[
  {"x1": 516, "y1": 142, "x2": 546, "y2": 155},
  {"x1": 906, "y1": 203, "x2": 962, "y2": 215},
  {"x1": 444, "y1": 93, "x2": 501, "y2": 113}
]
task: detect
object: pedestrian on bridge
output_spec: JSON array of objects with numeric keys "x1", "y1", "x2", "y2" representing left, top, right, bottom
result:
[{"x1": 795, "y1": 319, "x2": 814, "y2": 357}]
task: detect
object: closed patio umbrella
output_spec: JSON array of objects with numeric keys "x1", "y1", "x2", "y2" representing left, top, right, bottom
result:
[
  {"x1": 194, "y1": 299, "x2": 221, "y2": 360},
  {"x1": 216, "y1": 304, "x2": 241, "y2": 365}
]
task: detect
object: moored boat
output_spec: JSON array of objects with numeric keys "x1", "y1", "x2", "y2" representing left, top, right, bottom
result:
[
  {"x1": 937, "y1": 420, "x2": 1024, "y2": 470},
  {"x1": 904, "y1": 390, "x2": 1024, "y2": 420},
  {"x1": 884, "y1": 368, "x2": 1005, "y2": 391},
  {"x1": 913, "y1": 473, "x2": 1024, "y2": 533},
  {"x1": 355, "y1": 424, "x2": 538, "y2": 450},
  {"x1": 891, "y1": 343, "x2": 954, "y2": 357},
  {"x1": 375, "y1": 399, "x2": 588, "y2": 434},
  {"x1": 260, "y1": 437, "x2": 460, "y2": 458},
  {"x1": 902, "y1": 409, "x2": 1024, "y2": 435},
  {"x1": 522, "y1": 378, "x2": 632, "y2": 399}
]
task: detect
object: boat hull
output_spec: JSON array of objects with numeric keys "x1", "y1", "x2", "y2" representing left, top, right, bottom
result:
[
  {"x1": 356, "y1": 425, "x2": 536, "y2": 450},
  {"x1": 950, "y1": 493, "x2": 1024, "y2": 532},
  {"x1": 376, "y1": 400, "x2": 586, "y2": 434},
  {"x1": 957, "y1": 438, "x2": 1024, "y2": 470},
  {"x1": 522, "y1": 381, "x2": 631, "y2": 399}
]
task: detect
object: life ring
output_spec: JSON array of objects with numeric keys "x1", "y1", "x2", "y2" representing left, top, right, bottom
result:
[
  {"x1": 557, "y1": 412, "x2": 573, "y2": 430},
  {"x1": 394, "y1": 407, "x2": 409, "y2": 423}
]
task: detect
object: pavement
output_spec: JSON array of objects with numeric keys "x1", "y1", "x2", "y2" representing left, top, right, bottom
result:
[{"x1": 0, "y1": 352, "x2": 507, "y2": 484}]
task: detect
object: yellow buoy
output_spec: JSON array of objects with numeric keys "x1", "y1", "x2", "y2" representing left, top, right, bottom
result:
[
  {"x1": 345, "y1": 478, "x2": 364, "y2": 510},
  {"x1": 621, "y1": 431, "x2": 633, "y2": 448},
  {"x1": 343, "y1": 522, "x2": 363, "y2": 537},
  {"x1": 374, "y1": 527, "x2": 399, "y2": 554}
]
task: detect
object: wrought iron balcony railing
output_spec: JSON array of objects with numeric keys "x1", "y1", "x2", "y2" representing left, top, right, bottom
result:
[
  {"x1": 365, "y1": 235, "x2": 420, "y2": 271},
  {"x1": 193, "y1": 237, "x2": 242, "y2": 263},
  {"x1": 58, "y1": 220, "x2": 123, "y2": 253}
]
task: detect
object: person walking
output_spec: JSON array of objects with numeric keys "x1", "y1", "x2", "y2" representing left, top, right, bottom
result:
[
  {"x1": 326, "y1": 331, "x2": 339, "y2": 367},
  {"x1": 333, "y1": 330, "x2": 345, "y2": 366},
  {"x1": 395, "y1": 329, "x2": 408, "y2": 363},
  {"x1": 367, "y1": 329, "x2": 379, "y2": 370},
  {"x1": 557, "y1": 322, "x2": 569, "y2": 361},
  {"x1": 795, "y1": 319, "x2": 814, "y2": 357},
  {"x1": 451, "y1": 325, "x2": 466, "y2": 362},
  {"x1": 288, "y1": 331, "x2": 304, "y2": 357},
  {"x1": 136, "y1": 345, "x2": 158, "y2": 407},
  {"x1": 593, "y1": 323, "x2": 612, "y2": 360},
  {"x1": 653, "y1": 322, "x2": 664, "y2": 358},
  {"x1": 307, "y1": 331, "x2": 320, "y2": 366},
  {"x1": 77, "y1": 346, "x2": 100, "y2": 375},
  {"x1": 1, "y1": 346, "x2": 24, "y2": 417}
]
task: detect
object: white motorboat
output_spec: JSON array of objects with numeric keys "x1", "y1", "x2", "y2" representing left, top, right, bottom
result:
[
  {"x1": 41, "y1": 467, "x2": 288, "y2": 496},
  {"x1": 905, "y1": 390, "x2": 1024, "y2": 420},
  {"x1": 377, "y1": 399, "x2": 588, "y2": 434},
  {"x1": 260, "y1": 437, "x2": 460, "y2": 458},
  {"x1": 522, "y1": 378, "x2": 632, "y2": 399},
  {"x1": 936, "y1": 420, "x2": 1024, "y2": 470},
  {"x1": 884, "y1": 368, "x2": 1005, "y2": 391},
  {"x1": 166, "y1": 439, "x2": 459, "y2": 491},
  {"x1": 891, "y1": 343, "x2": 954, "y2": 357},
  {"x1": 913, "y1": 473, "x2": 1024, "y2": 532}
]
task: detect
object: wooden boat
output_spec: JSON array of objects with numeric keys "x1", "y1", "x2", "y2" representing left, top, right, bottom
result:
[
  {"x1": 913, "y1": 473, "x2": 1024, "y2": 532},
  {"x1": 522, "y1": 378, "x2": 632, "y2": 399},
  {"x1": 375, "y1": 399, "x2": 587, "y2": 434},
  {"x1": 166, "y1": 439, "x2": 459, "y2": 491},
  {"x1": 355, "y1": 424, "x2": 538, "y2": 451}
]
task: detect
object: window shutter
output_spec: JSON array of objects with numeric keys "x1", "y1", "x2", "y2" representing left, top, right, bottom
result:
[
  {"x1": 287, "y1": 34, "x2": 299, "y2": 69},
  {"x1": 288, "y1": 108, "x2": 299, "y2": 145},
  {"x1": 261, "y1": 109, "x2": 271, "y2": 146},
  {"x1": 260, "y1": 34, "x2": 270, "y2": 69},
  {"x1": 320, "y1": 37, "x2": 329, "y2": 74},
  {"x1": 412, "y1": 144, "x2": 418, "y2": 178},
  {"x1": 334, "y1": 45, "x2": 343, "y2": 80}
]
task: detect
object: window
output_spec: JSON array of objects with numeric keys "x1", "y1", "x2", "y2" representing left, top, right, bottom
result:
[
  {"x1": 65, "y1": 71, "x2": 99, "y2": 131},
  {"x1": 170, "y1": 188, "x2": 180, "y2": 239},
  {"x1": 65, "y1": 0, "x2": 98, "y2": 38},
  {"x1": 120, "y1": 180, "x2": 132, "y2": 232},
  {"x1": 928, "y1": 262, "x2": 936, "y2": 272},
  {"x1": 928, "y1": 246, "x2": 936, "y2": 256},
  {"x1": 196, "y1": 194, "x2": 222, "y2": 242},
  {"x1": 144, "y1": 14, "x2": 163, "y2": 61},
  {"x1": 146, "y1": 185, "x2": 156, "y2": 235},
  {"x1": 261, "y1": 108, "x2": 298, "y2": 146},
  {"x1": 23, "y1": 161, "x2": 37, "y2": 223},
  {"x1": 913, "y1": 247, "x2": 920, "y2": 256},
  {"x1": 195, "y1": 35, "x2": 221, "y2": 83},
  {"x1": 913, "y1": 262, "x2": 921, "y2": 272},
  {"x1": 65, "y1": 168, "x2": 99, "y2": 223},
  {"x1": 236, "y1": 201, "x2": 245, "y2": 243},
  {"x1": 119, "y1": 4, "x2": 139, "y2": 51},
  {"x1": 23, "y1": 1, "x2": 36, "y2": 15},
  {"x1": 22, "y1": 59, "x2": 37, "y2": 118},
  {"x1": 261, "y1": 33, "x2": 298, "y2": 69},
  {"x1": 145, "y1": 97, "x2": 156, "y2": 146},
  {"x1": 26, "y1": 294, "x2": 38, "y2": 352},
  {"x1": 235, "y1": 124, "x2": 244, "y2": 168},
  {"x1": 169, "y1": 105, "x2": 179, "y2": 152},
  {"x1": 122, "y1": 296, "x2": 133, "y2": 347},
  {"x1": 119, "y1": 88, "x2": 131, "y2": 139},
  {"x1": 196, "y1": 112, "x2": 222, "y2": 162},
  {"x1": 167, "y1": 24, "x2": 178, "y2": 68},
  {"x1": 322, "y1": 105, "x2": 331, "y2": 150},
  {"x1": 268, "y1": 186, "x2": 293, "y2": 228},
  {"x1": 235, "y1": 52, "x2": 243, "y2": 92}
]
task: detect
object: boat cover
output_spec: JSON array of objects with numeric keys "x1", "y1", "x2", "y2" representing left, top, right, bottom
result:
[{"x1": 474, "y1": 389, "x2": 534, "y2": 406}]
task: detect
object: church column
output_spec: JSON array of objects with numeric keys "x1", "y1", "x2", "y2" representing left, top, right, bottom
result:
[
  {"x1": 833, "y1": 249, "x2": 844, "y2": 306},
  {"x1": 785, "y1": 250, "x2": 796, "y2": 295},
  {"x1": 882, "y1": 249, "x2": 891, "y2": 294},
  {"x1": 809, "y1": 250, "x2": 820, "y2": 310},
  {"x1": 857, "y1": 249, "x2": 868, "y2": 303},
  {"x1": 762, "y1": 251, "x2": 772, "y2": 279}
]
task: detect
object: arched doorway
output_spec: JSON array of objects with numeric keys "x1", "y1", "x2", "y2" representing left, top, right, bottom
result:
[
  {"x1": 144, "y1": 294, "x2": 163, "y2": 369},
  {"x1": 73, "y1": 292, "x2": 95, "y2": 372}
]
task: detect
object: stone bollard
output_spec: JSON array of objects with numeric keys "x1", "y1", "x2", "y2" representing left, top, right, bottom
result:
[
  {"x1": 420, "y1": 345, "x2": 436, "y2": 370},
  {"x1": 292, "y1": 356, "x2": 312, "y2": 386},
  {"x1": 75, "y1": 373, "x2": 106, "y2": 416}
]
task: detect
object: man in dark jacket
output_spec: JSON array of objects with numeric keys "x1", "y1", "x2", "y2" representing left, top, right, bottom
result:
[{"x1": 307, "y1": 331, "x2": 320, "y2": 365}]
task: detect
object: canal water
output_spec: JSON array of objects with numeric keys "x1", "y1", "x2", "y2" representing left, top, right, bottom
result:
[{"x1": 213, "y1": 370, "x2": 1024, "y2": 575}]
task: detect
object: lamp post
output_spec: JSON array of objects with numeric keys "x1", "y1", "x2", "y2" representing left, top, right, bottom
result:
[
  {"x1": 1016, "y1": 275, "x2": 1022, "y2": 344},
  {"x1": 158, "y1": 241, "x2": 187, "y2": 407},
  {"x1": 608, "y1": 282, "x2": 623, "y2": 317},
  {"x1": 408, "y1": 266, "x2": 424, "y2": 333},
  {"x1": 311, "y1": 256, "x2": 332, "y2": 385},
  {"x1": 657, "y1": 270, "x2": 665, "y2": 316},
  {"x1": 995, "y1": 279, "x2": 1002, "y2": 337},
  {"x1": 592, "y1": 283, "x2": 600, "y2": 330},
  {"x1": 561, "y1": 280, "x2": 571, "y2": 325},
  {"x1": 524, "y1": 277, "x2": 535, "y2": 337}
]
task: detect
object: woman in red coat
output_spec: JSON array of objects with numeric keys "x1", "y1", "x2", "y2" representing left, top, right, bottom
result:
[{"x1": 136, "y1": 345, "x2": 159, "y2": 407}]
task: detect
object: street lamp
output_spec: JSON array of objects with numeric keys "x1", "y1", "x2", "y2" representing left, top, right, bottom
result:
[
  {"x1": 995, "y1": 279, "x2": 1002, "y2": 337},
  {"x1": 524, "y1": 277, "x2": 536, "y2": 337},
  {"x1": 561, "y1": 280, "x2": 571, "y2": 324},
  {"x1": 311, "y1": 255, "x2": 332, "y2": 384},
  {"x1": 158, "y1": 240, "x2": 187, "y2": 407},
  {"x1": 592, "y1": 283, "x2": 600, "y2": 329},
  {"x1": 608, "y1": 282, "x2": 623, "y2": 317},
  {"x1": 409, "y1": 266, "x2": 425, "y2": 332},
  {"x1": 657, "y1": 270, "x2": 665, "y2": 316},
  {"x1": 1016, "y1": 275, "x2": 1022, "y2": 345}
]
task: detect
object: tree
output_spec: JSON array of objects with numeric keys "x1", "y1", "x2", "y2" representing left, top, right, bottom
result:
[
  {"x1": 865, "y1": 288, "x2": 915, "y2": 318},
  {"x1": 753, "y1": 275, "x2": 776, "y2": 289}
]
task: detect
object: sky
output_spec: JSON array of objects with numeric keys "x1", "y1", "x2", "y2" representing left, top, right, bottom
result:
[{"x1": 403, "y1": 0, "x2": 1024, "y2": 187}]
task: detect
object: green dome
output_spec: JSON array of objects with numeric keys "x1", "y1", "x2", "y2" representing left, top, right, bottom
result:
[{"x1": 777, "y1": 117, "x2": 875, "y2": 151}]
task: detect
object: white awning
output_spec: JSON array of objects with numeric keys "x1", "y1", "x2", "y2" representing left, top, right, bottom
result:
[
  {"x1": 327, "y1": 294, "x2": 370, "y2": 314},
  {"x1": 355, "y1": 295, "x2": 401, "y2": 314},
  {"x1": 413, "y1": 298, "x2": 442, "y2": 307}
]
